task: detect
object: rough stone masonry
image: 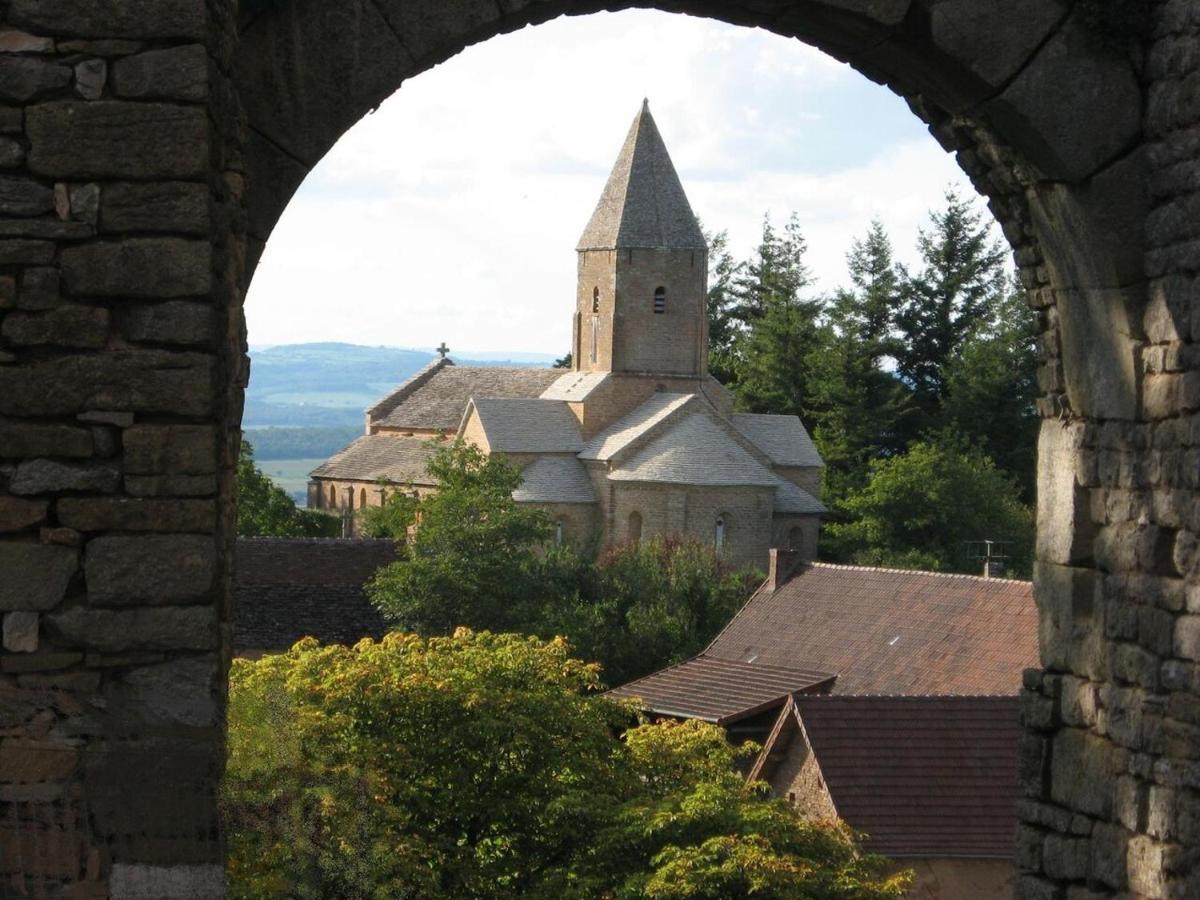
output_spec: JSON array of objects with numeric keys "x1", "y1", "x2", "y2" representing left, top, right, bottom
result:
[{"x1": 0, "y1": 0, "x2": 1195, "y2": 897}]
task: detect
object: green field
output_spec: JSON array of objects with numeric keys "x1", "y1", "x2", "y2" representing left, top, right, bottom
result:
[{"x1": 260, "y1": 458, "x2": 326, "y2": 505}]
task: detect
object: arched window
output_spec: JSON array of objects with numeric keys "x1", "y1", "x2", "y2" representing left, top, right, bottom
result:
[
  {"x1": 788, "y1": 526, "x2": 805, "y2": 550},
  {"x1": 715, "y1": 516, "x2": 726, "y2": 552},
  {"x1": 653, "y1": 286, "x2": 666, "y2": 314},
  {"x1": 359, "y1": 488, "x2": 366, "y2": 508},
  {"x1": 592, "y1": 287, "x2": 600, "y2": 313},
  {"x1": 328, "y1": 484, "x2": 336, "y2": 508},
  {"x1": 628, "y1": 511, "x2": 642, "y2": 545},
  {"x1": 555, "y1": 521, "x2": 564, "y2": 546}
]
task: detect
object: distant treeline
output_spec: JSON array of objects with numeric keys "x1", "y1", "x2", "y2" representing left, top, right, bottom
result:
[{"x1": 243, "y1": 426, "x2": 363, "y2": 460}]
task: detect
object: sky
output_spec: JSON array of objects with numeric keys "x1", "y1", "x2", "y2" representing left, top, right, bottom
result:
[{"x1": 244, "y1": 9, "x2": 984, "y2": 356}]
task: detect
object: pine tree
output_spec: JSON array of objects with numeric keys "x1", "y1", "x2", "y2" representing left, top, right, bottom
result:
[
  {"x1": 894, "y1": 188, "x2": 1009, "y2": 425},
  {"x1": 730, "y1": 214, "x2": 826, "y2": 417},
  {"x1": 703, "y1": 227, "x2": 743, "y2": 384}
]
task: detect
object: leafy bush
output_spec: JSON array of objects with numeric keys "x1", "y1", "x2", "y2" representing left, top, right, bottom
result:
[{"x1": 223, "y1": 630, "x2": 909, "y2": 899}]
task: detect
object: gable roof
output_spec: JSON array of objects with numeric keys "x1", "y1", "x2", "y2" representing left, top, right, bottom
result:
[
  {"x1": 577, "y1": 101, "x2": 707, "y2": 252},
  {"x1": 310, "y1": 434, "x2": 440, "y2": 484},
  {"x1": 578, "y1": 392, "x2": 695, "y2": 461},
  {"x1": 540, "y1": 371, "x2": 611, "y2": 402},
  {"x1": 773, "y1": 478, "x2": 826, "y2": 515},
  {"x1": 706, "y1": 563, "x2": 1037, "y2": 695},
  {"x1": 232, "y1": 538, "x2": 395, "y2": 652},
  {"x1": 732, "y1": 414, "x2": 823, "y2": 468},
  {"x1": 512, "y1": 456, "x2": 597, "y2": 504},
  {"x1": 465, "y1": 398, "x2": 583, "y2": 453},
  {"x1": 609, "y1": 413, "x2": 779, "y2": 487},
  {"x1": 607, "y1": 655, "x2": 835, "y2": 725},
  {"x1": 376, "y1": 365, "x2": 562, "y2": 431},
  {"x1": 753, "y1": 695, "x2": 1021, "y2": 858}
]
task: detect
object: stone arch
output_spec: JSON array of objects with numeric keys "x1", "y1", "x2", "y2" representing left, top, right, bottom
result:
[
  {"x1": 627, "y1": 510, "x2": 643, "y2": 545},
  {"x1": 0, "y1": 1, "x2": 1191, "y2": 897}
]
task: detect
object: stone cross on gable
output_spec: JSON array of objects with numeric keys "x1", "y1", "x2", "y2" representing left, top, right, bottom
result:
[{"x1": 436, "y1": 342, "x2": 450, "y2": 359}]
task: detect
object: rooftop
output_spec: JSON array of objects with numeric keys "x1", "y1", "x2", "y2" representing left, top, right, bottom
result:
[
  {"x1": 731, "y1": 414, "x2": 823, "y2": 468},
  {"x1": 706, "y1": 563, "x2": 1037, "y2": 695},
  {"x1": 512, "y1": 456, "x2": 597, "y2": 504},
  {"x1": 754, "y1": 695, "x2": 1021, "y2": 858},
  {"x1": 310, "y1": 433, "x2": 441, "y2": 484},
  {"x1": 609, "y1": 413, "x2": 779, "y2": 487},
  {"x1": 375, "y1": 363, "x2": 561, "y2": 432},
  {"x1": 467, "y1": 397, "x2": 583, "y2": 453},
  {"x1": 607, "y1": 655, "x2": 835, "y2": 725},
  {"x1": 576, "y1": 100, "x2": 707, "y2": 252}
]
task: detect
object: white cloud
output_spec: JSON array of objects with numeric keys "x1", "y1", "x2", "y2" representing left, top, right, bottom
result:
[{"x1": 245, "y1": 9, "x2": 990, "y2": 353}]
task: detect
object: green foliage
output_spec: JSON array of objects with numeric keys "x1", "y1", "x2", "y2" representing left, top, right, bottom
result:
[
  {"x1": 366, "y1": 442, "x2": 759, "y2": 686},
  {"x1": 554, "y1": 352, "x2": 574, "y2": 368},
  {"x1": 825, "y1": 435, "x2": 1034, "y2": 576},
  {"x1": 542, "y1": 537, "x2": 761, "y2": 686},
  {"x1": 368, "y1": 441, "x2": 554, "y2": 633},
  {"x1": 223, "y1": 630, "x2": 909, "y2": 899},
  {"x1": 358, "y1": 486, "x2": 420, "y2": 540},
  {"x1": 236, "y1": 440, "x2": 339, "y2": 537}
]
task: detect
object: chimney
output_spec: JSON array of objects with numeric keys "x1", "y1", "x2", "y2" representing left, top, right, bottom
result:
[{"x1": 766, "y1": 547, "x2": 803, "y2": 593}]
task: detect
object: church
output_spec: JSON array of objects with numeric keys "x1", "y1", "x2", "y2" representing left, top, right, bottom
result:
[{"x1": 308, "y1": 102, "x2": 825, "y2": 568}]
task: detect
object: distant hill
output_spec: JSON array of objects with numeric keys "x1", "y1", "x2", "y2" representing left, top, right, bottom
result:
[{"x1": 245, "y1": 342, "x2": 557, "y2": 428}]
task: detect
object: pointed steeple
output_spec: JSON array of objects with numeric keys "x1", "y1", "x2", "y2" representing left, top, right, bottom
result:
[{"x1": 577, "y1": 101, "x2": 707, "y2": 252}]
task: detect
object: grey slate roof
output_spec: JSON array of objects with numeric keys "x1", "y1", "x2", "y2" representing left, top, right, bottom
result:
[
  {"x1": 468, "y1": 398, "x2": 583, "y2": 453},
  {"x1": 577, "y1": 101, "x2": 707, "y2": 252},
  {"x1": 732, "y1": 414, "x2": 824, "y2": 468},
  {"x1": 367, "y1": 357, "x2": 450, "y2": 423},
  {"x1": 540, "y1": 371, "x2": 610, "y2": 401},
  {"x1": 578, "y1": 392, "x2": 695, "y2": 461},
  {"x1": 376, "y1": 365, "x2": 562, "y2": 431},
  {"x1": 311, "y1": 434, "x2": 440, "y2": 484},
  {"x1": 773, "y1": 478, "x2": 826, "y2": 515},
  {"x1": 609, "y1": 414, "x2": 779, "y2": 487},
  {"x1": 512, "y1": 456, "x2": 597, "y2": 504}
]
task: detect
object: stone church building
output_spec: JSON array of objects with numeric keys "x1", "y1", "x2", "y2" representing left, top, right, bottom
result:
[{"x1": 309, "y1": 102, "x2": 824, "y2": 567}]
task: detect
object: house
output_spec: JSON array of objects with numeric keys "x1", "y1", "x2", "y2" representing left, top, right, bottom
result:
[
  {"x1": 608, "y1": 551, "x2": 1038, "y2": 897},
  {"x1": 307, "y1": 102, "x2": 825, "y2": 568}
]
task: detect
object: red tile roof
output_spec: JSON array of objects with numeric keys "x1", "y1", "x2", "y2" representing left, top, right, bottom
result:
[
  {"x1": 607, "y1": 656, "x2": 835, "y2": 725},
  {"x1": 784, "y1": 695, "x2": 1021, "y2": 858},
  {"x1": 706, "y1": 563, "x2": 1036, "y2": 695}
]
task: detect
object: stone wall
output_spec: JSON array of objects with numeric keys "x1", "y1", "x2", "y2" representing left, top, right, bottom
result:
[{"x1": 0, "y1": 0, "x2": 1194, "y2": 896}]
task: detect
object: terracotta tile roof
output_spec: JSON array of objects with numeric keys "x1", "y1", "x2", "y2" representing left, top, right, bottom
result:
[
  {"x1": 512, "y1": 456, "x2": 596, "y2": 504},
  {"x1": 609, "y1": 414, "x2": 779, "y2": 487},
  {"x1": 232, "y1": 538, "x2": 396, "y2": 652},
  {"x1": 732, "y1": 413, "x2": 823, "y2": 468},
  {"x1": 576, "y1": 101, "x2": 707, "y2": 252},
  {"x1": 468, "y1": 398, "x2": 583, "y2": 453},
  {"x1": 376, "y1": 364, "x2": 561, "y2": 431},
  {"x1": 578, "y1": 392, "x2": 695, "y2": 460},
  {"x1": 786, "y1": 695, "x2": 1021, "y2": 858},
  {"x1": 310, "y1": 434, "x2": 440, "y2": 484},
  {"x1": 773, "y1": 478, "x2": 825, "y2": 514},
  {"x1": 606, "y1": 655, "x2": 835, "y2": 725},
  {"x1": 706, "y1": 563, "x2": 1036, "y2": 696}
]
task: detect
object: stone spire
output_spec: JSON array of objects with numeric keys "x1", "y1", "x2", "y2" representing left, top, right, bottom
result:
[{"x1": 576, "y1": 100, "x2": 707, "y2": 251}]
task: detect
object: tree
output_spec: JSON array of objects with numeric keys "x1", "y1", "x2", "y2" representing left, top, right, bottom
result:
[
  {"x1": 824, "y1": 435, "x2": 1033, "y2": 576},
  {"x1": 223, "y1": 629, "x2": 909, "y2": 899},
  {"x1": 553, "y1": 352, "x2": 573, "y2": 369},
  {"x1": 805, "y1": 222, "x2": 914, "y2": 499},
  {"x1": 893, "y1": 188, "x2": 1009, "y2": 422},
  {"x1": 730, "y1": 214, "x2": 827, "y2": 418},
  {"x1": 939, "y1": 277, "x2": 1039, "y2": 501},
  {"x1": 541, "y1": 537, "x2": 761, "y2": 686},
  {"x1": 367, "y1": 441, "x2": 553, "y2": 633},
  {"x1": 704, "y1": 227, "x2": 744, "y2": 384},
  {"x1": 358, "y1": 485, "x2": 420, "y2": 540},
  {"x1": 237, "y1": 440, "x2": 338, "y2": 537}
]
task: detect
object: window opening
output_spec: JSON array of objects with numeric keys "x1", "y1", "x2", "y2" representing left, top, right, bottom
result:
[
  {"x1": 628, "y1": 511, "x2": 642, "y2": 545},
  {"x1": 592, "y1": 287, "x2": 600, "y2": 313},
  {"x1": 715, "y1": 516, "x2": 726, "y2": 552},
  {"x1": 653, "y1": 286, "x2": 666, "y2": 314},
  {"x1": 360, "y1": 488, "x2": 366, "y2": 508},
  {"x1": 555, "y1": 521, "x2": 564, "y2": 546},
  {"x1": 328, "y1": 484, "x2": 336, "y2": 507}
]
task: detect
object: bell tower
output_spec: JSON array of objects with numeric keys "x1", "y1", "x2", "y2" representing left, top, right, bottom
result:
[{"x1": 572, "y1": 101, "x2": 709, "y2": 378}]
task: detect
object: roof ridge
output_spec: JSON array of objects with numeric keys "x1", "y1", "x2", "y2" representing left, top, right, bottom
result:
[
  {"x1": 808, "y1": 561, "x2": 1030, "y2": 586},
  {"x1": 795, "y1": 693, "x2": 1019, "y2": 701},
  {"x1": 366, "y1": 356, "x2": 452, "y2": 421}
]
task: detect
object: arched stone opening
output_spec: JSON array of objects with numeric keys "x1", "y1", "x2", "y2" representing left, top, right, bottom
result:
[{"x1": 0, "y1": 1, "x2": 1191, "y2": 896}]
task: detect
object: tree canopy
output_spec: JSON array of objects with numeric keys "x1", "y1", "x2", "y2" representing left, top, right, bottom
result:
[
  {"x1": 223, "y1": 629, "x2": 909, "y2": 899},
  {"x1": 236, "y1": 440, "x2": 339, "y2": 537}
]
